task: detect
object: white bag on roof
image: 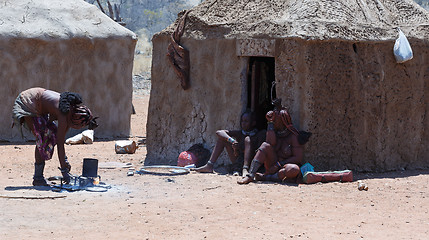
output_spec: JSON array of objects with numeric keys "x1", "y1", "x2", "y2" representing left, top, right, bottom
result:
[{"x1": 393, "y1": 28, "x2": 413, "y2": 63}]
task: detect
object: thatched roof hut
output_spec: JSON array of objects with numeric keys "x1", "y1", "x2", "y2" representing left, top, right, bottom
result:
[
  {"x1": 147, "y1": 0, "x2": 429, "y2": 171},
  {"x1": 0, "y1": 0, "x2": 137, "y2": 140}
]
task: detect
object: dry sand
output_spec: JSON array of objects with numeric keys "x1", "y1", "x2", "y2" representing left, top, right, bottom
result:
[{"x1": 1, "y1": 93, "x2": 429, "y2": 239}]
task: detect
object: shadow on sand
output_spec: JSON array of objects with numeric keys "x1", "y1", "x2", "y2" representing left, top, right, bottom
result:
[
  {"x1": 353, "y1": 169, "x2": 429, "y2": 181},
  {"x1": 4, "y1": 185, "x2": 53, "y2": 192}
]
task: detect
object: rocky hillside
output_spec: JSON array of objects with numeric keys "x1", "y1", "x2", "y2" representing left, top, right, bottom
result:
[{"x1": 85, "y1": 0, "x2": 200, "y2": 36}]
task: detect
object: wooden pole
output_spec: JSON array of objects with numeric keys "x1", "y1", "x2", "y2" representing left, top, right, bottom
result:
[{"x1": 96, "y1": 0, "x2": 105, "y2": 14}]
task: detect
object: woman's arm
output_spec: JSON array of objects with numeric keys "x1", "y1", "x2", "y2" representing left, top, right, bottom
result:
[
  {"x1": 216, "y1": 129, "x2": 231, "y2": 140},
  {"x1": 56, "y1": 114, "x2": 69, "y2": 169},
  {"x1": 265, "y1": 111, "x2": 277, "y2": 146},
  {"x1": 216, "y1": 129, "x2": 240, "y2": 156}
]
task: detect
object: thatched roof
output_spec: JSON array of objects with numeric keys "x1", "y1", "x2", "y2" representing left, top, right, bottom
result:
[
  {"x1": 162, "y1": 0, "x2": 429, "y2": 41},
  {"x1": 0, "y1": 0, "x2": 135, "y2": 39}
]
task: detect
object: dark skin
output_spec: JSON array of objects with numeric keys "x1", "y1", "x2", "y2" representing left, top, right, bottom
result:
[
  {"x1": 237, "y1": 101, "x2": 303, "y2": 184},
  {"x1": 22, "y1": 90, "x2": 86, "y2": 172},
  {"x1": 194, "y1": 112, "x2": 263, "y2": 175}
]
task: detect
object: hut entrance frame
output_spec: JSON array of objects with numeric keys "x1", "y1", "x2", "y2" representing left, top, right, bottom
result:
[{"x1": 247, "y1": 57, "x2": 276, "y2": 130}]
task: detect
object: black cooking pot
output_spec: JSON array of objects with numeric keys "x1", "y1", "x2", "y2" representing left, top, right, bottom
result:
[{"x1": 82, "y1": 158, "x2": 98, "y2": 178}]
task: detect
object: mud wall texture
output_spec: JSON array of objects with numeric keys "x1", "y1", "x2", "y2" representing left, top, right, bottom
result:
[
  {"x1": 0, "y1": 37, "x2": 136, "y2": 141},
  {"x1": 277, "y1": 38, "x2": 429, "y2": 172},
  {"x1": 148, "y1": 34, "x2": 429, "y2": 171},
  {"x1": 147, "y1": 35, "x2": 247, "y2": 165}
]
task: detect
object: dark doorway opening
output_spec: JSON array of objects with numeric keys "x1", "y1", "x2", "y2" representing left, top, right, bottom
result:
[{"x1": 247, "y1": 57, "x2": 276, "y2": 130}]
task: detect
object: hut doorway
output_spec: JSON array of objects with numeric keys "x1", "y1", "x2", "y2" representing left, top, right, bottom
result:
[{"x1": 247, "y1": 57, "x2": 276, "y2": 130}]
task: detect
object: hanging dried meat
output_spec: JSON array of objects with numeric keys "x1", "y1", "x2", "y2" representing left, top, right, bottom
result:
[{"x1": 167, "y1": 10, "x2": 191, "y2": 90}]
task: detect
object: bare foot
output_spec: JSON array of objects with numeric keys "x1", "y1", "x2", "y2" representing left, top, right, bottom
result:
[
  {"x1": 237, "y1": 176, "x2": 253, "y2": 184},
  {"x1": 193, "y1": 164, "x2": 214, "y2": 173},
  {"x1": 254, "y1": 173, "x2": 266, "y2": 181}
]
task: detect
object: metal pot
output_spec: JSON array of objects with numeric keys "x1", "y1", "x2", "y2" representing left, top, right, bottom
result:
[{"x1": 82, "y1": 158, "x2": 98, "y2": 178}]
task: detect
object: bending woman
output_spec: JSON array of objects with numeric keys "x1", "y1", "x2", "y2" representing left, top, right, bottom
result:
[{"x1": 12, "y1": 87, "x2": 98, "y2": 186}]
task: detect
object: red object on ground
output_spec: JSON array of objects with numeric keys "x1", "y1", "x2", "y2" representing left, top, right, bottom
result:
[{"x1": 177, "y1": 151, "x2": 197, "y2": 167}]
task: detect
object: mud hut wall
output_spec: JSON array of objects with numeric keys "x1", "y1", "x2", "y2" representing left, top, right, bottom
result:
[
  {"x1": 275, "y1": 38, "x2": 429, "y2": 171},
  {"x1": 1, "y1": 37, "x2": 136, "y2": 140},
  {"x1": 147, "y1": 36, "x2": 246, "y2": 165}
]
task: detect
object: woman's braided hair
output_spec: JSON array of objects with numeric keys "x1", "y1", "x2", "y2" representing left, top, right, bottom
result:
[
  {"x1": 59, "y1": 92, "x2": 98, "y2": 129},
  {"x1": 59, "y1": 92, "x2": 83, "y2": 114}
]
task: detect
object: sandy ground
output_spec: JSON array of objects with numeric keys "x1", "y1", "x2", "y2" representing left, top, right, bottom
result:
[{"x1": 1, "y1": 93, "x2": 429, "y2": 240}]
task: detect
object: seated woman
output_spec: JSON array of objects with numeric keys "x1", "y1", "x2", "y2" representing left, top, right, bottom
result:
[
  {"x1": 12, "y1": 87, "x2": 98, "y2": 186},
  {"x1": 238, "y1": 99, "x2": 310, "y2": 184},
  {"x1": 194, "y1": 111, "x2": 265, "y2": 176}
]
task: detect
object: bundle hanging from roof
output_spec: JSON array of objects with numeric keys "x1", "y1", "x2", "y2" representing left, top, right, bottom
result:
[{"x1": 167, "y1": 10, "x2": 191, "y2": 90}]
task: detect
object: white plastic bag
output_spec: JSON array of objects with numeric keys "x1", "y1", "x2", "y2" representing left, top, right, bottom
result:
[
  {"x1": 393, "y1": 28, "x2": 413, "y2": 63},
  {"x1": 115, "y1": 140, "x2": 138, "y2": 154},
  {"x1": 81, "y1": 130, "x2": 94, "y2": 144},
  {"x1": 65, "y1": 130, "x2": 94, "y2": 145},
  {"x1": 65, "y1": 133, "x2": 83, "y2": 145}
]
